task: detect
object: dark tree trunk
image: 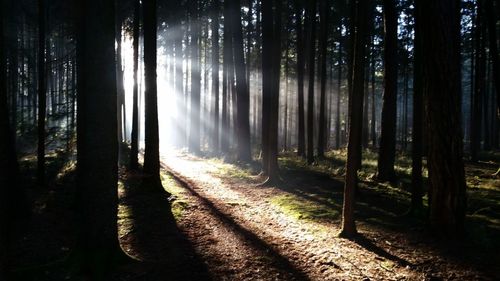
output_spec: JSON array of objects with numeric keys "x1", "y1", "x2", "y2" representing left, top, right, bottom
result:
[
  {"x1": 130, "y1": 0, "x2": 140, "y2": 170},
  {"x1": 471, "y1": 1, "x2": 486, "y2": 162},
  {"x1": 230, "y1": 0, "x2": 252, "y2": 162},
  {"x1": 221, "y1": 0, "x2": 232, "y2": 154},
  {"x1": 317, "y1": 0, "x2": 329, "y2": 158},
  {"x1": 116, "y1": 18, "x2": 126, "y2": 144},
  {"x1": 485, "y1": 0, "x2": 500, "y2": 117},
  {"x1": 295, "y1": 0, "x2": 306, "y2": 157},
  {"x1": 335, "y1": 26, "x2": 342, "y2": 150},
  {"x1": 306, "y1": 0, "x2": 317, "y2": 165},
  {"x1": 370, "y1": 35, "x2": 376, "y2": 147},
  {"x1": 261, "y1": 0, "x2": 281, "y2": 182},
  {"x1": 1, "y1": 9, "x2": 23, "y2": 277},
  {"x1": 421, "y1": 0, "x2": 467, "y2": 237},
  {"x1": 75, "y1": 0, "x2": 131, "y2": 276},
  {"x1": 211, "y1": 0, "x2": 220, "y2": 152},
  {"x1": 377, "y1": 0, "x2": 398, "y2": 182},
  {"x1": 143, "y1": 0, "x2": 164, "y2": 189},
  {"x1": 37, "y1": 0, "x2": 46, "y2": 186},
  {"x1": 410, "y1": 0, "x2": 423, "y2": 214},
  {"x1": 189, "y1": 0, "x2": 201, "y2": 154},
  {"x1": 340, "y1": 0, "x2": 368, "y2": 238}
]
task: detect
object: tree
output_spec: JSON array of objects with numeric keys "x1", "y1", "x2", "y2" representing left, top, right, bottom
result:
[
  {"x1": 143, "y1": 0, "x2": 165, "y2": 190},
  {"x1": 377, "y1": 0, "x2": 398, "y2": 182},
  {"x1": 306, "y1": 0, "x2": 317, "y2": 165},
  {"x1": 130, "y1": 0, "x2": 140, "y2": 170},
  {"x1": 485, "y1": 0, "x2": 499, "y2": 117},
  {"x1": 1, "y1": 6, "x2": 21, "y2": 276},
  {"x1": 230, "y1": 0, "x2": 252, "y2": 162},
  {"x1": 211, "y1": 0, "x2": 220, "y2": 153},
  {"x1": 75, "y1": 0, "x2": 132, "y2": 276},
  {"x1": 295, "y1": 0, "x2": 306, "y2": 158},
  {"x1": 420, "y1": 0, "x2": 467, "y2": 237},
  {"x1": 37, "y1": 0, "x2": 46, "y2": 186},
  {"x1": 261, "y1": 0, "x2": 282, "y2": 183},
  {"x1": 189, "y1": 0, "x2": 201, "y2": 154},
  {"x1": 317, "y1": 0, "x2": 329, "y2": 158},
  {"x1": 339, "y1": 0, "x2": 368, "y2": 238},
  {"x1": 471, "y1": 0, "x2": 485, "y2": 162},
  {"x1": 410, "y1": 0, "x2": 423, "y2": 214}
]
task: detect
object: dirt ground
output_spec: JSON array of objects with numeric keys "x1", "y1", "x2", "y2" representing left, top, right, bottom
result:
[{"x1": 10, "y1": 150, "x2": 500, "y2": 280}]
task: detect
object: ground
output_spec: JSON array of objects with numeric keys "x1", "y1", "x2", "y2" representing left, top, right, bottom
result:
[{"x1": 9, "y1": 149, "x2": 500, "y2": 280}]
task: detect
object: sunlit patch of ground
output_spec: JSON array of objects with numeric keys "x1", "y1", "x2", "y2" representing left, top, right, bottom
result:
[{"x1": 157, "y1": 148, "x2": 500, "y2": 280}]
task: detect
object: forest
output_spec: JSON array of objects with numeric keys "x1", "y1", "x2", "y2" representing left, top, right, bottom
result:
[{"x1": 1, "y1": 0, "x2": 500, "y2": 280}]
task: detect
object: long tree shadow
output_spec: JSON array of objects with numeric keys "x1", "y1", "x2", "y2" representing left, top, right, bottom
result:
[
  {"x1": 165, "y1": 167, "x2": 312, "y2": 281},
  {"x1": 271, "y1": 157, "x2": 500, "y2": 278},
  {"x1": 117, "y1": 172, "x2": 212, "y2": 281}
]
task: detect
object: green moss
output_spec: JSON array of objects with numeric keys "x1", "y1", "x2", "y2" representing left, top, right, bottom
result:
[
  {"x1": 160, "y1": 172, "x2": 190, "y2": 221},
  {"x1": 271, "y1": 194, "x2": 340, "y2": 222}
]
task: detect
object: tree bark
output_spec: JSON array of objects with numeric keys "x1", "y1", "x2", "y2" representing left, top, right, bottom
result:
[
  {"x1": 230, "y1": 0, "x2": 252, "y2": 162},
  {"x1": 410, "y1": 0, "x2": 423, "y2": 214},
  {"x1": 295, "y1": 0, "x2": 306, "y2": 157},
  {"x1": 75, "y1": 0, "x2": 131, "y2": 276},
  {"x1": 143, "y1": 0, "x2": 164, "y2": 189},
  {"x1": 485, "y1": 0, "x2": 500, "y2": 117},
  {"x1": 317, "y1": 0, "x2": 329, "y2": 158},
  {"x1": 340, "y1": 0, "x2": 368, "y2": 238},
  {"x1": 37, "y1": 0, "x2": 46, "y2": 186},
  {"x1": 211, "y1": 0, "x2": 220, "y2": 153},
  {"x1": 130, "y1": 0, "x2": 140, "y2": 170},
  {"x1": 421, "y1": 0, "x2": 467, "y2": 237},
  {"x1": 377, "y1": 0, "x2": 398, "y2": 182},
  {"x1": 306, "y1": 0, "x2": 317, "y2": 165}
]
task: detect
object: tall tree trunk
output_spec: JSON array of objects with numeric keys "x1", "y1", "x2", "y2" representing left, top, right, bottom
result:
[
  {"x1": 471, "y1": 1, "x2": 486, "y2": 162},
  {"x1": 377, "y1": 0, "x2": 398, "y2": 181},
  {"x1": 295, "y1": 0, "x2": 306, "y2": 157},
  {"x1": 335, "y1": 25, "x2": 342, "y2": 149},
  {"x1": 339, "y1": 0, "x2": 368, "y2": 238},
  {"x1": 485, "y1": 0, "x2": 500, "y2": 117},
  {"x1": 37, "y1": 0, "x2": 46, "y2": 186},
  {"x1": 317, "y1": 0, "x2": 329, "y2": 158},
  {"x1": 306, "y1": 0, "x2": 317, "y2": 164},
  {"x1": 221, "y1": 0, "x2": 232, "y2": 154},
  {"x1": 1, "y1": 8, "x2": 23, "y2": 277},
  {"x1": 143, "y1": 0, "x2": 164, "y2": 189},
  {"x1": 211, "y1": 0, "x2": 220, "y2": 153},
  {"x1": 421, "y1": 0, "x2": 467, "y2": 237},
  {"x1": 370, "y1": 35, "x2": 376, "y2": 147},
  {"x1": 410, "y1": 0, "x2": 423, "y2": 214},
  {"x1": 230, "y1": 0, "x2": 252, "y2": 162},
  {"x1": 261, "y1": 0, "x2": 281, "y2": 182},
  {"x1": 116, "y1": 17, "x2": 126, "y2": 144},
  {"x1": 130, "y1": 0, "x2": 140, "y2": 170},
  {"x1": 189, "y1": 0, "x2": 201, "y2": 154},
  {"x1": 75, "y1": 0, "x2": 131, "y2": 276}
]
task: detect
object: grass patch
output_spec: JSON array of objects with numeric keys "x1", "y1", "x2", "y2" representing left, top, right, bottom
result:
[
  {"x1": 161, "y1": 172, "x2": 189, "y2": 221},
  {"x1": 271, "y1": 194, "x2": 340, "y2": 222}
]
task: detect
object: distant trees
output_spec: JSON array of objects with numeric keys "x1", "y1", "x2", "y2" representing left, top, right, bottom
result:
[
  {"x1": 305, "y1": 0, "x2": 317, "y2": 165},
  {"x1": 295, "y1": 0, "x2": 306, "y2": 158},
  {"x1": 420, "y1": 0, "x2": 467, "y2": 236}
]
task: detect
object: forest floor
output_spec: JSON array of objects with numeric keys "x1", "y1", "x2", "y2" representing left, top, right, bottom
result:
[{"x1": 9, "y1": 149, "x2": 500, "y2": 280}]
